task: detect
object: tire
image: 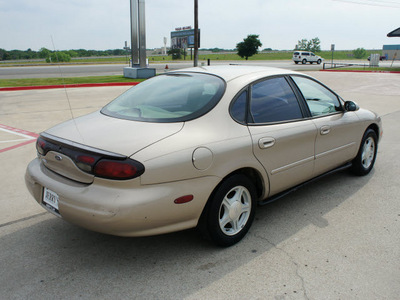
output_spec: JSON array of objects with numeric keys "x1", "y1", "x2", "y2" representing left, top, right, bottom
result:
[
  {"x1": 310, "y1": 62, "x2": 314, "y2": 64},
  {"x1": 351, "y1": 129, "x2": 378, "y2": 176},
  {"x1": 317, "y1": 59, "x2": 322, "y2": 64},
  {"x1": 294, "y1": 61, "x2": 299, "y2": 64},
  {"x1": 302, "y1": 59, "x2": 307, "y2": 64},
  {"x1": 200, "y1": 174, "x2": 257, "y2": 247}
]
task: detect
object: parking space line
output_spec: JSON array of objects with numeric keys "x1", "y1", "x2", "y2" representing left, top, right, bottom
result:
[
  {"x1": 0, "y1": 124, "x2": 39, "y2": 153},
  {"x1": 0, "y1": 139, "x2": 33, "y2": 143}
]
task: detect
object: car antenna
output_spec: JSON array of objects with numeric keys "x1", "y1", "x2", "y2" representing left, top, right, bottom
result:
[
  {"x1": 51, "y1": 36, "x2": 85, "y2": 142},
  {"x1": 51, "y1": 36, "x2": 75, "y2": 120}
]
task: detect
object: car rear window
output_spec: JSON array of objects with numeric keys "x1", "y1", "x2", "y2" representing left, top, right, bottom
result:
[
  {"x1": 293, "y1": 52, "x2": 300, "y2": 55},
  {"x1": 101, "y1": 73, "x2": 225, "y2": 123}
]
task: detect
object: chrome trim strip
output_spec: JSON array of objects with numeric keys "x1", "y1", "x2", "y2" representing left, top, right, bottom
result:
[
  {"x1": 315, "y1": 142, "x2": 356, "y2": 159},
  {"x1": 271, "y1": 156, "x2": 314, "y2": 175}
]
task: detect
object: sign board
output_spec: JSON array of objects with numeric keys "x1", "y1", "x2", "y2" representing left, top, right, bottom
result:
[
  {"x1": 331, "y1": 44, "x2": 335, "y2": 51},
  {"x1": 171, "y1": 29, "x2": 200, "y2": 49}
]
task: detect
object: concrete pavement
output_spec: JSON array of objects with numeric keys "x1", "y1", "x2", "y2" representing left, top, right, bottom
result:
[{"x1": 0, "y1": 71, "x2": 399, "y2": 299}]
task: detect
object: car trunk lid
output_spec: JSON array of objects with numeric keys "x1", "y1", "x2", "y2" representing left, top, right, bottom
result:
[
  {"x1": 45, "y1": 111, "x2": 184, "y2": 157},
  {"x1": 39, "y1": 111, "x2": 183, "y2": 183}
]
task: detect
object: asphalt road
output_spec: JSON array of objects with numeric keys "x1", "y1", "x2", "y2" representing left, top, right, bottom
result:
[
  {"x1": 1, "y1": 60, "x2": 398, "y2": 80},
  {"x1": 0, "y1": 61, "x2": 325, "y2": 79},
  {"x1": 0, "y1": 71, "x2": 399, "y2": 299}
]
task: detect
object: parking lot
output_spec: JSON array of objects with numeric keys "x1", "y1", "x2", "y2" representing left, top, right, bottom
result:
[{"x1": 1, "y1": 71, "x2": 399, "y2": 299}]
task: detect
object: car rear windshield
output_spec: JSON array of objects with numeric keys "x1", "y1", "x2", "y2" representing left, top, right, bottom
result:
[
  {"x1": 101, "y1": 73, "x2": 225, "y2": 123},
  {"x1": 293, "y1": 52, "x2": 300, "y2": 55}
]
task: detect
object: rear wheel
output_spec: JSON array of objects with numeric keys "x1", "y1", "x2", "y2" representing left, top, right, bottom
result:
[
  {"x1": 200, "y1": 174, "x2": 257, "y2": 247},
  {"x1": 302, "y1": 59, "x2": 307, "y2": 64},
  {"x1": 351, "y1": 129, "x2": 378, "y2": 176},
  {"x1": 294, "y1": 61, "x2": 299, "y2": 64}
]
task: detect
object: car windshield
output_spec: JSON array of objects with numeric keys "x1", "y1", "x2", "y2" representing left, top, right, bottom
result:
[{"x1": 101, "y1": 73, "x2": 225, "y2": 123}]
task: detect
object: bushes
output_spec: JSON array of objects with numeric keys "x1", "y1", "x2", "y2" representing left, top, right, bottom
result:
[
  {"x1": 46, "y1": 52, "x2": 71, "y2": 63},
  {"x1": 353, "y1": 48, "x2": 367, "y2": 59}
]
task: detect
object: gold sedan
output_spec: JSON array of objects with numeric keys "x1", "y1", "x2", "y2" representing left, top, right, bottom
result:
[{"x1": 25, "y1": 66, "x2": 382, "y2": 246}]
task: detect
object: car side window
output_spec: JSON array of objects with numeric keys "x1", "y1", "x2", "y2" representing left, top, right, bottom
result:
[
  {"x1": 291, "y1": 76, "x2": 342, "y2": 117},
  {"x1": 230, "y1": 90, "x2": 248, "y2": 123},
  {"x1": 249, "y1": 77, "x2": 303, "y2": 123}
]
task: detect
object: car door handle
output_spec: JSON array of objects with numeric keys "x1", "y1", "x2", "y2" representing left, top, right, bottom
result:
[
  {"x1": 258, "y1": 137, "x2": 275, "y2": 149},
  {"x1": 320, "y1": 125, "x2": 331, "y2": 135}
]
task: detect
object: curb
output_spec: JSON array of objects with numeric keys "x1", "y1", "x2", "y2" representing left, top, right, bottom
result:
[
  {"x1": 320, "y1": 69, "x2": 400, "y2": 74},
  {"x1": 0, "y1": 82, "x2": 140, "y2": 92}
]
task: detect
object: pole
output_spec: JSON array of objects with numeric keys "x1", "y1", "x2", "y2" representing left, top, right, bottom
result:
[
  {"x1": 138, "y1": 0, "x2": 147, "y2": 68},
  {"x1": 194, "y1": 0, "x2": 199, "y2": 67},
  {"x1": 130, "y1": 0, "x2": 139, "y2": 66}
]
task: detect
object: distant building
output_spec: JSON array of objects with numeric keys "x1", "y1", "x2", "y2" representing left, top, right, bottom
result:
[{"x1": 382, "y1": 45, "x2": 400, "y2": 60}]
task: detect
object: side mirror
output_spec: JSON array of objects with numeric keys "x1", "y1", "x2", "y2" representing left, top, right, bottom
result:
[{"x1": 344, "y1": 101, "x2": 359, "y2": 112}]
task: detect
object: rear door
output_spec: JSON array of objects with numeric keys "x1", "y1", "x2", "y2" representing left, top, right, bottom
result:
[{"x1": 245, "y1": 76, "x2": 317, "y2": 196}]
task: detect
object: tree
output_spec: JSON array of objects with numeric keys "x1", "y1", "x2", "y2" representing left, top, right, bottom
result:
[
  {"x1": 39, "y1": 48, "x2": 51, "y2": 59},
  {"x1": 167, "y1": 48, "x2": 186, "y2": 60},
  {"x1": 66, "y1": 50, "x2": 78, "y2": 57},
  {"x1": 236, "y1": 34, "x2": 262, "y2": 60},
  {"x1": 353, "y1": 48, "x2": 367, "y2": 59},
  {"x1": 46, "y1": 51, "x2": 71, "y2": 63},
  {"x1": 295, "y1": 37, "x2": 321, "y2": 53},
  {"x1": 308, "y1": 37, "x2": 321, "y2": 53}
]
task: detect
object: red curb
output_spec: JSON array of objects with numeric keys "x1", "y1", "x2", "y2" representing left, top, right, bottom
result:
[
  {"x1": 0, "y1": 82, "x2": 140, "y2": 92},
  {"x1": 320, "y1": 69, "x2": 400, "y2": 74}
]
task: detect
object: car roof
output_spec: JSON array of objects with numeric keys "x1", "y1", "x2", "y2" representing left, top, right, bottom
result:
[{"x1": 168, "y1": 65, "x2": 302, "y2": 83}]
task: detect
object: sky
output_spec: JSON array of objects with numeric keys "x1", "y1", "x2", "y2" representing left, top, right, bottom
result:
[{"x1": 0, "y1": 0, "x2": 399, "y2": 52}]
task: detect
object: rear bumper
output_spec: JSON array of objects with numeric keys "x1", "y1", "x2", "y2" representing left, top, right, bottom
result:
[{"x1": 25, "y1": 158, "x2": 219, "y2": 237}]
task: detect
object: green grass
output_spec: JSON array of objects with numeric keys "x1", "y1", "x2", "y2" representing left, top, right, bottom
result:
[
  {"x1": 149, "y1": 50, "x2": 383, "y2": 62},
  {"x1": 0, "y1": 75, "x2": 144, "y2": 88}
]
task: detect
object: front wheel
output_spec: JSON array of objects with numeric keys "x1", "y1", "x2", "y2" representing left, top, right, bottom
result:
[
  {"x1": 200, "y1": 174, "x2": 257, "y2": 247},
  {"x1": 351, "y1": 129, "x2": 378, "y2": 176},
  {"x1": 317, "y1": 59, "x2": 322, "y2": 64},
  {"x1": 302, "y1": 59, "x2": 307, "y2": 64}
]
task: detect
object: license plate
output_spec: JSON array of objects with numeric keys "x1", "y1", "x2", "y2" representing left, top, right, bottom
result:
[{"x1": 43, "y1": 187, "x2": 60, "y2": 215}]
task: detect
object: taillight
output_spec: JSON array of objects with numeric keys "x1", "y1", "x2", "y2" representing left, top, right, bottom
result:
[
  {"x1": 93, "y1": 159, "x2": 145, "y2": 180},
  {"x1": 76, "y1": 155, "x2": 96, "y2": 172},
  {"x1": 36, "y1": 135, "x2": 144, "y2": 180},
  {"x1": 36, "y1": 137, "x2": 46, "y2": 155}
]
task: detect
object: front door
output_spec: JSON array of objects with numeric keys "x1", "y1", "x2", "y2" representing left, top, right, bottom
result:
[{"x1": 291, "y1": 76, "x2": 361, "y2": 175}]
